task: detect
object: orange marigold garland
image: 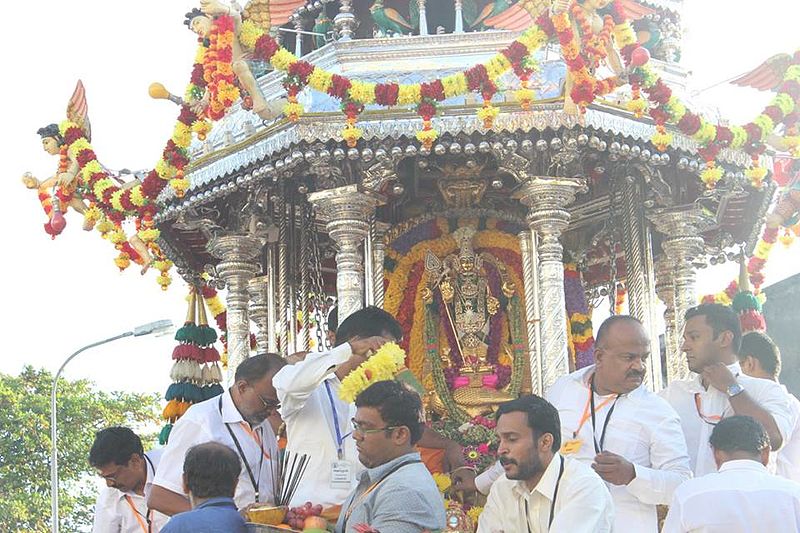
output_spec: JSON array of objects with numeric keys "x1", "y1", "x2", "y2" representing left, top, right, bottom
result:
[{"x1": 203, "y1": 15, "x2": 240, "y2": 121}]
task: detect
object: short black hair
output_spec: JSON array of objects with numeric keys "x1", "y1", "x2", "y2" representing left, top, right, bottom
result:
[
  {"x1": 327, "y1": 306, "x2": 338, "y2": 333},
  {"x1": 709, "y1": 415, "x2": 770, "y2": 455},
  {"x1": 334, "y1": 306, "x2": 403, "y2": 347},
  {"x1": 234, "y1": 352, "x2": 287, "y2": 384},
  {"x1": 740, "y1": 332, "x2": 781, "y2": 378},
  {"x1": 183, "y1": 8, "x2": 205, "y2": 28},
  {"x1": 89, "y1": 427, "x2": 144, "y2": 468},
  {"x1": 685, "y1": 303, "x2": 742, "y2": 354},
  {"x1": 496, "y1": 394, "x2": 562, "y2": 452},
  {"x1": 355, "y1": 380, "x2": 424, "y2": 444},
  {"x1": 183, "y1": 442, "x2": 242, "y2": 498},
  {"x1": 595, "y1": 315, "x2": 643, "y2": 346},
  {"x1": 37, "y1": 124, "x2": 63, "y2": 145}
]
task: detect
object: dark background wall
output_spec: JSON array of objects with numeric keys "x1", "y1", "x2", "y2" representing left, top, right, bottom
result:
[{"x1": 764, "y1": 273, "x2": 800, "y2": 396}]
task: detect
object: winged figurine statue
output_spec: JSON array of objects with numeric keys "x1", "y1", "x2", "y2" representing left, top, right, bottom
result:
[
  {"x1": 731, "y1": 53, "x2": 793, "y2": 92},
  {"x1": 370, "y1": 0, "x2": 418, "y2": 37}
]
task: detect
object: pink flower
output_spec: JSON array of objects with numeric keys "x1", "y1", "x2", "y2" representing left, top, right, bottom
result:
[{"x1": 477, "y1": 443, "x2": 490, "y2": 454}]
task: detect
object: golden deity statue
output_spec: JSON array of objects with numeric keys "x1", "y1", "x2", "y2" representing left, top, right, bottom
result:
[{"x1": 424, "y1": 226, "x2": 516, "y2": 417}]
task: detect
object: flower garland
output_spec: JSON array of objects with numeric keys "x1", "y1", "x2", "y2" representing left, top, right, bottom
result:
[
  {"x1": 203, "y1": 16, "x2": 240, "y2": 121},
  {"x1": 338, "y1": 342, "x2": 407, "y2": 403},
  {"x1": 240, "y1": 19, "x2": 549, "y2": 141},
  {"x1": 564, "y1": 263, "x2": 594, "y2": 369}
]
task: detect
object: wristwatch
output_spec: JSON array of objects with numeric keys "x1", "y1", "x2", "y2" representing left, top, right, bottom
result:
[{"x1": 726, "y1": 381, "x2": 745, "y2": 397}]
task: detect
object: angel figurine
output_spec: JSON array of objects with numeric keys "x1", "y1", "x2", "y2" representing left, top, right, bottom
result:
[
  {"x1": 185, "y1": 0, "x2": 302, "y2": 119},
  {"x1": 22, "y1": 81, "x2": 153, "y2": 271},
  {"x1": 22, "y1": 81, "x2": 95, "y2": 237}
]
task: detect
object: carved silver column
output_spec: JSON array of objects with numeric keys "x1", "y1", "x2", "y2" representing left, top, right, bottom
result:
[
  {"x1": 308, "y1": 185, "x2": 383, "y2": 323},
  {"x1": 364, "y1": 215, "x2": 376, "y2": 306},
  {"x1": 649, "y1": 205, "x2": 709, "y2": 382},
  {"x1": 248, "y1": 276, "x2": 269, "y2": 354},
  {"x1": 334, "y1": 0, "x2": 356, "y2": 41},
  {"x1": 266, "y1": 242, "x2": 278, "y2": 353},
  {"x1": 208, "y1": 235, "x2": 262, "y2": 381},
  {"x1": 294, "y1": 18, "x2": 304, "y2": 57},
  {"x1": 621, "y1": 178, "x2": 663, "y2": 389},
  {"x1": 454, "y1": 0, "x2": 464, "y2": 33},
  {"x1": 518, "y1": 229, "x2": 542, "y2": 395},
  {"x1": 276, "y1": 195, "x2": 290, "y2": 354},
  {"x1": 373, "y1": 222, "x2": 389, "y2": 308},
  {"x1": 417, "y1": 0, "x2": 428, "y2": 35},
  {"x1": 655, "y1": 254, "x2": 679, "y2": 383},
  {"x1": 517, "y1": 176, "x2": 586, "y2": 391}
]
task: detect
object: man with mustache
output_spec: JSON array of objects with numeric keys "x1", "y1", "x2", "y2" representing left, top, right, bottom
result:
[
  {"x1": 660, "y1": 304, "x2": 793, "y2": 477},
  {"x1": 477, "y1": 395, "x2": 613, "y2": 533},
  {"x1": 545, "y1": 315, "x2": 692, "y2": 532},
  {"x1": 149, "y1": 353, "x2": 287, "y2": 516}
]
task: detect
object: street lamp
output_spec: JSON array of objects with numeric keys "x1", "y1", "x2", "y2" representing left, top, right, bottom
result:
[{"x1": 50, "y1": 319, "x2": 174, "y2": 533}]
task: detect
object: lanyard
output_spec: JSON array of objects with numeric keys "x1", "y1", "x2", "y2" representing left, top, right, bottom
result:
[
  {"x1": 694, "y1": 393, "x2": 722, "y2": 425},
  {"x1": 324, "y1": 380, "x2": 350, "y2": 459},
  {"x1": 342, "y1": 460, "x2": 422, "y2": 530},
  {"x1": 589, "y1": 374, "x2": 620, "y2": 454},
  {"x1": 219, "y1": 396, "x2": 265, "y2": 503},
  {"x1": 524, "y1": 455, "x2": 565, "y2": 533},
  {"x1": 123, "y1": 495, "x2": 151, "y2": 533}
]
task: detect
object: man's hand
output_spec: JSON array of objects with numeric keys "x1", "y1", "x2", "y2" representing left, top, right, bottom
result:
[
  {"x1": 21, "y1": 173, "x2": 40, "y2": 189},
  {"x1": 592, "y1": 451, "x2": 636, "y2": 485},
  {"x1": 348, "y1": 336, "x2": 393, "y2": 358},
  {"x1": 701, "y1": 362, "x2": 737, "y2": 393},
  {"x1": 57, "y1": 172, "x2": 74, "y2": 187}
]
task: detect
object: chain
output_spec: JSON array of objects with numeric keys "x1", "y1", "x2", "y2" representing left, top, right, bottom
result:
[{"x1": 308, "y1": 206, "x2": 330, "y2": 351}]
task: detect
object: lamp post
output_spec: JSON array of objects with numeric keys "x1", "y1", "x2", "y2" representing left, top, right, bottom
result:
[{"x1": 50, "y1": 319, "x2": 173, "y2": 533}]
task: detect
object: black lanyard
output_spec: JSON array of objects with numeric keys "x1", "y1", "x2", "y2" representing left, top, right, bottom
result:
[
  {"x1": 524, "y1": 455, "x2": 565, "y2": 533},
  {"x1": 218, "y1": 396, "x2": 265, "y2": 503},
  {"x1": 589, "y1": 375, "x2": 620, "y2": 454}
]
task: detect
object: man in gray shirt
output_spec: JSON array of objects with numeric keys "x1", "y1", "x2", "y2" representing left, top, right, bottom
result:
[{"x1": 336, "y1": 380, "x2": 446, "y2": 533}]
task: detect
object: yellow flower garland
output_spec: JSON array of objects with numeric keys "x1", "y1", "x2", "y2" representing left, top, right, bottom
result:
[{"x1": 338, "y1": 342, "x2": 407, "y2": 403}]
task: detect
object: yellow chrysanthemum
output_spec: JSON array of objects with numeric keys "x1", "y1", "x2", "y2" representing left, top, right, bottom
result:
[
  {"x1": 110, "y1": 190, "x2": 125, "y2": 212},
  {"x1": 665, "y1": 96, "x2": 686, "y2": 122},
  {"x1": 416, "y1": 128, "x2": 439, "y2": 145},
  {"x1": 398, "y1": 84, "x2": 422, "y2": 106},
  {"x1": 138, "y1": 228, "x2": 161, "y2": 243},
  {"x1": 784, "y1": 65, "x2": 800, "y2": 82},
  {"x1": 114, "y1": 253, "x2": 131, "y2": 271},
  {"x1": 753, "y1": 114, "x2": 775, "y2": 140},
  {"x1": 308, "y1": 67, "x2": 333, "y2": 93},
  {"x1": 485, "y1": 54, "x2": 512, "y2": 81},
  {"x1": 96, "y1": 217, "x2": 114, "y2": 235},
  {"x1": 518, "y1": 28, "x2": 546, "y2": 52},
  {"x1": 270, "y1": 49, "x2": 297, "y2": 72},
  {"x1": 349, "y1": 81, "x2": 377, "y2": 105},
  {"x1": 93, "y1": 179, "x2": 115, "y2": 201},
  {"x1": 613, "y1": 22, "x2": 637, "y2": 47},
  {"x1": 129, "y1": 186, "x2": 146, "y2": 207},
  {"x1": 772, "y1": 93, "x2": 795, "y2": 116},
  {"x1": 700, "y1": 164, "x2": 723, "y2": 189},
  {"x1": 172, "y1": 123, "x2": 192, "y2": 148},
  {"x1": 693, "y1": 122, "x2": 717, "y2": 145},
  {"x1": 338, "y1": 342, "x2": 407, "y2": 403},
  {"x1": 432, "y1": 473, "x2": 452, "y2": 494},
  {"x1": 626, "y1": 97, "x2": 647, "y2": 117},
  {"x1": 283, "y1": 101, "x2": 304, "y2": 121},
  {"x1": 68, "y1": 138, "x2": 92, "y2": 159},
  {"x1": 194, "y1": 44, "x2": 207, "y2": 64},
  {"x1": 108, "y1": 228, "x2": 127, "y2": 245},
  {"x1": 442, "y1": 74, "x2": 468, "y2": 99},
  {"x1": 239, "y1": 20, "x2": 264, "y2": 49},
  {"x1": 170, "y1": 177, "x2": 190, "y2": 198},
  {"x1": 58, "y1": 120, "x2": 77, "y2": 136},
  {"x1": 83, "y1": 206, "x2": 102, "y2": 223},
  {"x1": 467, "y1": 506, "x2": 484, "y2": 524},
  {"x1": 81, "y1": 160, "x2": 103, "y2": 181},
  {"x1": 155, "y1": 160, "x2": 177, "y2": 180},
  {"x1": 477, "y1": 104, "x2": 500, "y2": 122},
  {"x1": 157, "y1": 273, "x2": 172, "y2": 290},
  {"x1": 730, "y1": 126, "x2": 748, "y2": 150}
]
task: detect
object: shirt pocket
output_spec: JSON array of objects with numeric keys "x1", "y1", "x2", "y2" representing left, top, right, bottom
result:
[{"x1": 604, "y1": 419, "x2": 651, "y2": 465}]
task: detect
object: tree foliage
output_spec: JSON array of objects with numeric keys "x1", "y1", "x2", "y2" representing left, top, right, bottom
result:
[{"x1": 0, "y1": 366, "x2": 161, "y2": 532}]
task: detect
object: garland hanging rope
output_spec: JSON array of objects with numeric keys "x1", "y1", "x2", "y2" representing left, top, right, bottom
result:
[{"x1": 49, "y1": 3, "x2": 800, "y2": 286}]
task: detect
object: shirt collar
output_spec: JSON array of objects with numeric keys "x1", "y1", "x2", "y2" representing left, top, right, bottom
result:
[
  {"x1": 196, "y1": 496, "x2": 238, "y2": 509},
  {"x1": 576, "y1": 365, "x2": 645, "y2": 402},
  {"x1": 690, "y1": 361, "x2": 742, "y2": 391},
  {"x1": 512, "y1": 452, "x2": 563, "y2": 500},
  {"x1": 718, "y1": 459, "x2": 768, "y2": 474},
  {"x1": 362, "y1": 451, "x2": 421, "y2": 483},
  {"x1": 114, "y1": 452, "x2": 157, "y2": 501}
]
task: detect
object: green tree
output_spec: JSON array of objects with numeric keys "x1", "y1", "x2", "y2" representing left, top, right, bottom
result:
[{"x1": 0, "y1": 366, "x2": 161, "y2": 532}]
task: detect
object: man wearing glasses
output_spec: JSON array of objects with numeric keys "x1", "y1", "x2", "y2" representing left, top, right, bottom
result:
[
  {"x1": 90, "y1": 427, "x2": 168, "y2": 533},
  {"x1": 335, "y1": 380, "x2": 446, "y2": 533},
  {"x1": 148, "y1": 353, "x2": 287, "y2": 517}
]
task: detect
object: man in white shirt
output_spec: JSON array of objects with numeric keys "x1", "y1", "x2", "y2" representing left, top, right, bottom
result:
[
  {"x1": 739, "y1": 331, "x2": 800, "y2": 481},
  {"x1": 660, "y1": 303, "x2": 793, "y2": 476},
  {"x1": 148, "y1": 353, "x2": 286, "y2": 516},
  {"x1": 274, "y1": 306, "x2": 470, "y2": 510},
  {"x1": 663, "y1": 415, "x2": 800, "y2": 533},
  {"x1": 478, "y1": 395, "x2": 613, "y2": 533},
  {"x1": 90, "y1": 426, "x2": 168, "y2": 533},
  {"x1": 546, "y1": 315, "x2": 691, "y2": 532}
]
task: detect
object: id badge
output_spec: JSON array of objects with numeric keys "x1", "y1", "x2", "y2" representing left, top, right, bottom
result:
[
  {"x1": 331, "y1": 460, "x2": 353, "y2": 490},
  {"x1": 560, "y1": 438, "x2": 583, "y2": 455}
]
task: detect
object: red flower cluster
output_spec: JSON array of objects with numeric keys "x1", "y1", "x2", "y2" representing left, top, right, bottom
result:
[
  {"x1": 253, "y1": 34, "x2": 279, "y2": 61},
  {"x1": 287, "y1": 60, "x2": 314, "y2": 85},
  {"x1": 163, "y1": 140, "x2": 190, "y2": 168},
  {"x1": 420, "y1": 79, "x2": 445, "y2": 101},
  {"x1": 328, "y1": 74, "x2": 351, "y2": 100},
  {"x1": 677, "y1": 112, "x2": 701, "y2": 135},
  {"x1": 417, "y1": 101, "x2": 437, "y2": 120},
  {"x1": 341, "y1": 100, "x2": 363, "y2": 119},
  {"x1": 375, "y1": 83, "x2": 399, "y2": 106},
  {"x1": 190, "y1": 63, "x2": 205, "y2": 87},
  {"x1": 644, "y1": 80, "x2": 672, "y2": 106}
]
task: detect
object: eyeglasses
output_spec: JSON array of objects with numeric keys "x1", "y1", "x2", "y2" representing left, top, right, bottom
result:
[
  {"x1": 351, "y1": 418, "x2": 399, "y2": 436},
  {"x1": 258, "y1": 394, "x2": 281, "y2": 411}
]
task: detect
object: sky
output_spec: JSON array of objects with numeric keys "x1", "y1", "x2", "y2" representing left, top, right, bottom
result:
[{"x1": 1, "y1": 0, "x2": 799, "y2": 397}]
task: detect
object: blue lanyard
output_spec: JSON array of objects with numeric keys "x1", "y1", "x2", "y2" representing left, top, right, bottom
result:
[{"x1": 324, "y1": 381, "x2": 350, "y2": 459}]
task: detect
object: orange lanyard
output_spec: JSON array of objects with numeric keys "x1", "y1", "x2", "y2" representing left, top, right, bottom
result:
[
  {"x1": 237, "y1": 423, "x2": 272, "y2": 460},
  {"x1": 573, "y1": 381, "x2": 617, "y2": 438},
  {"x1": 123, "y1": 495, "x2": 151, "y2": 533},
  {"x1": 694, "y1": 393, "x2": 722, "y2": 425}
]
